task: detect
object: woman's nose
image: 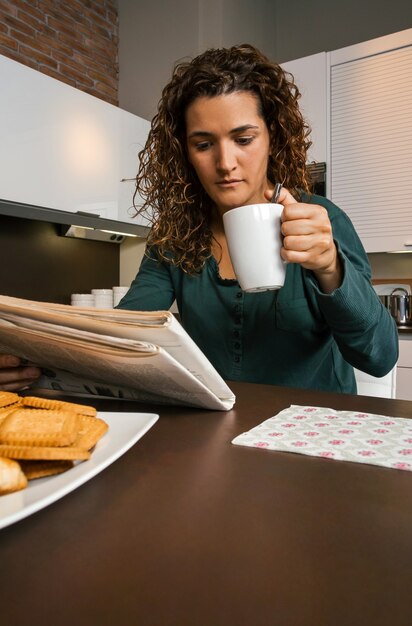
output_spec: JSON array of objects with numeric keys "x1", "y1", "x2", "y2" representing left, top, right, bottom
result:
[{"x1": 215, "y1": 143, "x2": 236, "y2": 173}]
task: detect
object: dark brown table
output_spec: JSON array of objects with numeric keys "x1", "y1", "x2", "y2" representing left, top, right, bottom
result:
[{"x1": 1, "y1": 382, "x2": 412, "y2": 626}]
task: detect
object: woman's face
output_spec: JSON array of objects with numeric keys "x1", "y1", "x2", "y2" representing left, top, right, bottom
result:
[{"x1": 185, "y1": 91, "x2": 271, "y2": 215}]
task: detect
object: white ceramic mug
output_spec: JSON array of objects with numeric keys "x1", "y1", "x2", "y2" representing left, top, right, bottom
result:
[{"x1": 222, "y1": 202, "x2": 285, "y2": 292}]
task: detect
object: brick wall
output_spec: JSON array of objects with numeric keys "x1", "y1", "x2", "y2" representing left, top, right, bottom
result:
[{"x1": 0, "y1": 0, "x2": 118, "y2": 106}]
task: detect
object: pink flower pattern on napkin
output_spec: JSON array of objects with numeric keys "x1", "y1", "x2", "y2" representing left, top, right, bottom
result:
[
  {"x1": 394, "y1": 462, "x2": 411, "y2": 470},
  {"x1": 232, "y1": 405, "x2": 412, "y2": 472}
]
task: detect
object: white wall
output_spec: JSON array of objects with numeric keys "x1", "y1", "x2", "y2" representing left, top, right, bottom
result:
[
  {"x1": 118, "y1": 0, "x2": 277, "y2": 120},
  {"x1": 274, "y1": 0, "x2": 412, "y2": 62},
  {"x1": 369, "y1": 254, "x2": 412, "y2": 280},
  {"x1": 119, "y1": 235, "x2": 146, "y2": 286}
]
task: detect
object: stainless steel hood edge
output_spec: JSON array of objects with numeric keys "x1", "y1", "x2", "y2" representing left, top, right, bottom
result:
[{"x1": 0, "y1": 198, "x2": 150, "y2": 241}]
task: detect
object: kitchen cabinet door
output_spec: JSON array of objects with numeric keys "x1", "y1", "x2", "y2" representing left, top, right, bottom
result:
[
  {"x1": 282, "y1": 52, "x2": 327, "y2": 165},
  {"x1": 118, "y1": 108, "x2": 151, "y2": 226},
  {"x1": 329, "y1": 29, "x2": 412, "y2": 253},
  {"x1": 397, "y1": 337, "x2": 412, "y2": 402},
  {"x1": 0, "y1": 54, "x2": 150, "y2": 225}
]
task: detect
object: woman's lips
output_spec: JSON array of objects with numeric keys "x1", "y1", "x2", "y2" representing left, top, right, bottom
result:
[{"x1": 216, "y1": 179, "x2": 243, "y2": 188}]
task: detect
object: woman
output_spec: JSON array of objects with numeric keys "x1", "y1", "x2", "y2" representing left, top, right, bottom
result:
[{"x1": 1, "y1": 44, "x2": 398, "y2": 393}]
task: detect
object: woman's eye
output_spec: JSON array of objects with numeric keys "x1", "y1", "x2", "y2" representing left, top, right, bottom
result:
[
  {"x1": 236, "y1": 136, "x2": 254, "y2": 145},
  {"x1": 195, "y1": 141, "x2": 211, "y2": 151}
]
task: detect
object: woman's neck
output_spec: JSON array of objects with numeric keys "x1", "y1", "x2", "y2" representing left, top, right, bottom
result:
[{"x1": 211, "y1": 212, "x2": 236, "y2": 280}]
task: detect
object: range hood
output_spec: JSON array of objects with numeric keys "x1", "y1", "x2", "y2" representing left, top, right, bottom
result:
[{"x1": 0, "y1": 199, "x2": 150, "y2": 243}]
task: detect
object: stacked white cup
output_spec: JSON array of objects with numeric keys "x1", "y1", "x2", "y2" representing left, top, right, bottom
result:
[
  {"x1": 71, "y1": 293, "x2": 95, "y2": 307},
  {"x1": 92, "y1": 289, "x2": 113, "y2": 308},
  {"x1": 71, "y1": 286, "x2": 129, "y2": 308},
  {"x1": 113, "y1": 286, "x2": 129, "y2": 307}
]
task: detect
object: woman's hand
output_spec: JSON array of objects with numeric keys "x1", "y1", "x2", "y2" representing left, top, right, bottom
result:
[
  {"x1": 265, "y1": 187, "x2": 343, "y2": 293},
  {"x1": 0, "y1": 354, "x2": 41, "y2": 392}
]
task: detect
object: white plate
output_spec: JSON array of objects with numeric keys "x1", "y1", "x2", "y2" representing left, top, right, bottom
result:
[{"x1": 0, "y1": 411, "x2": 159, "y2": 530}]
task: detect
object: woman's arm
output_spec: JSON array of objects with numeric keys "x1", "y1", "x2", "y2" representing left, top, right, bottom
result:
[
  {"x1": 303, "y1": 202, "x2": 399, "y2": 377},
  {"x1": 116, "y1": 246, "x2": 176, "y2": 312},
  {"x1": 270, "y1": 187, "x2": 398, "y2": 377}
]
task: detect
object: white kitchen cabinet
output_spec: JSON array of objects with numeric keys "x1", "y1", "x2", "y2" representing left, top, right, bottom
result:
[
  {"x1": 0, "y1": 54, "x2": 150, "y2": 225},
  {"x1": 397, "y1": 336, "x2": 412, "y2": 402},
  {"x1": 281, "y1": 52, "x2": 327, "y2": 164},
  {"x1": 118, "y1": 110, "x2": 151, "y2": 226},
  {"x1": 328, "y1": 29, "x2": 412, "y2": 253}
]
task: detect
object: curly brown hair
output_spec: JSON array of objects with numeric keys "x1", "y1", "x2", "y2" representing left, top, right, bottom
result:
[{"x1": 134, "y1": 43, "x2": 312, "y2": 274}]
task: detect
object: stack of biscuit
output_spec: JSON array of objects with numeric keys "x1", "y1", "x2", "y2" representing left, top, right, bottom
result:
[{"x1": 0, "y1": 391, "x2": 108, "y2": 495}]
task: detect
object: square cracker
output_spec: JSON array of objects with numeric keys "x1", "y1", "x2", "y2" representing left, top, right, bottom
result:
[
  {"x1": 74, "y1": 415, "x2": 109, "y2": 451},
  {"x1": 22, "y1": 396, "x2": 97, "y2": 417},
  {"x1": 0, "y1": 444, "x2": 90, "y2": 461},
  {"x1": 0, "y1": 391, "x2": 21, "y2": 408},
  {"x1": 0, "y1": 408, "x2": 79, "y2": 447}
]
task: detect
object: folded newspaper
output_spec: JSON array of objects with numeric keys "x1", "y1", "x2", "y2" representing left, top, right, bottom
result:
[{"x1": 0, "y1": 295, "x2": 235, "y2": 411}]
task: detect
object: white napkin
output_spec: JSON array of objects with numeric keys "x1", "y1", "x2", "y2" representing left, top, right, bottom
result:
[{"x1": 232, "y1": 405, "x2": 412, "y2": 471}]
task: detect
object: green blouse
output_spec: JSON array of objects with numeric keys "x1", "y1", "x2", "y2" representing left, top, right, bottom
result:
[{"x1": 117, "y1": 195, "x2": 398, "y2": 394}]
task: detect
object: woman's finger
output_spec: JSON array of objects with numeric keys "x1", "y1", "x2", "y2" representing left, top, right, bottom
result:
[
  {"x1": 0, "y1": 378, "x2": 38, "y2": 392},
  {"x1": 0, "y1": 354, "x2": 21, "y2": 368},
  {"x1": 0, "y1": 365, "x2": 41, "y2": 391}
]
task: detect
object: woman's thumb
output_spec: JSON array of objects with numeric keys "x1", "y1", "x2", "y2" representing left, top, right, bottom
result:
[{"x1": 264, "y1": 186, "x2": 296, "y2": 205}]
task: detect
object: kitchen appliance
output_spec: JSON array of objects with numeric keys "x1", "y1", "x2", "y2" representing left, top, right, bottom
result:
[
  {"x1": 379, "y1": 288, "x2": 411, "y2": 327},
  {"x1": 307, "y1": 162, "x2": 326, "y2": 196}
]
